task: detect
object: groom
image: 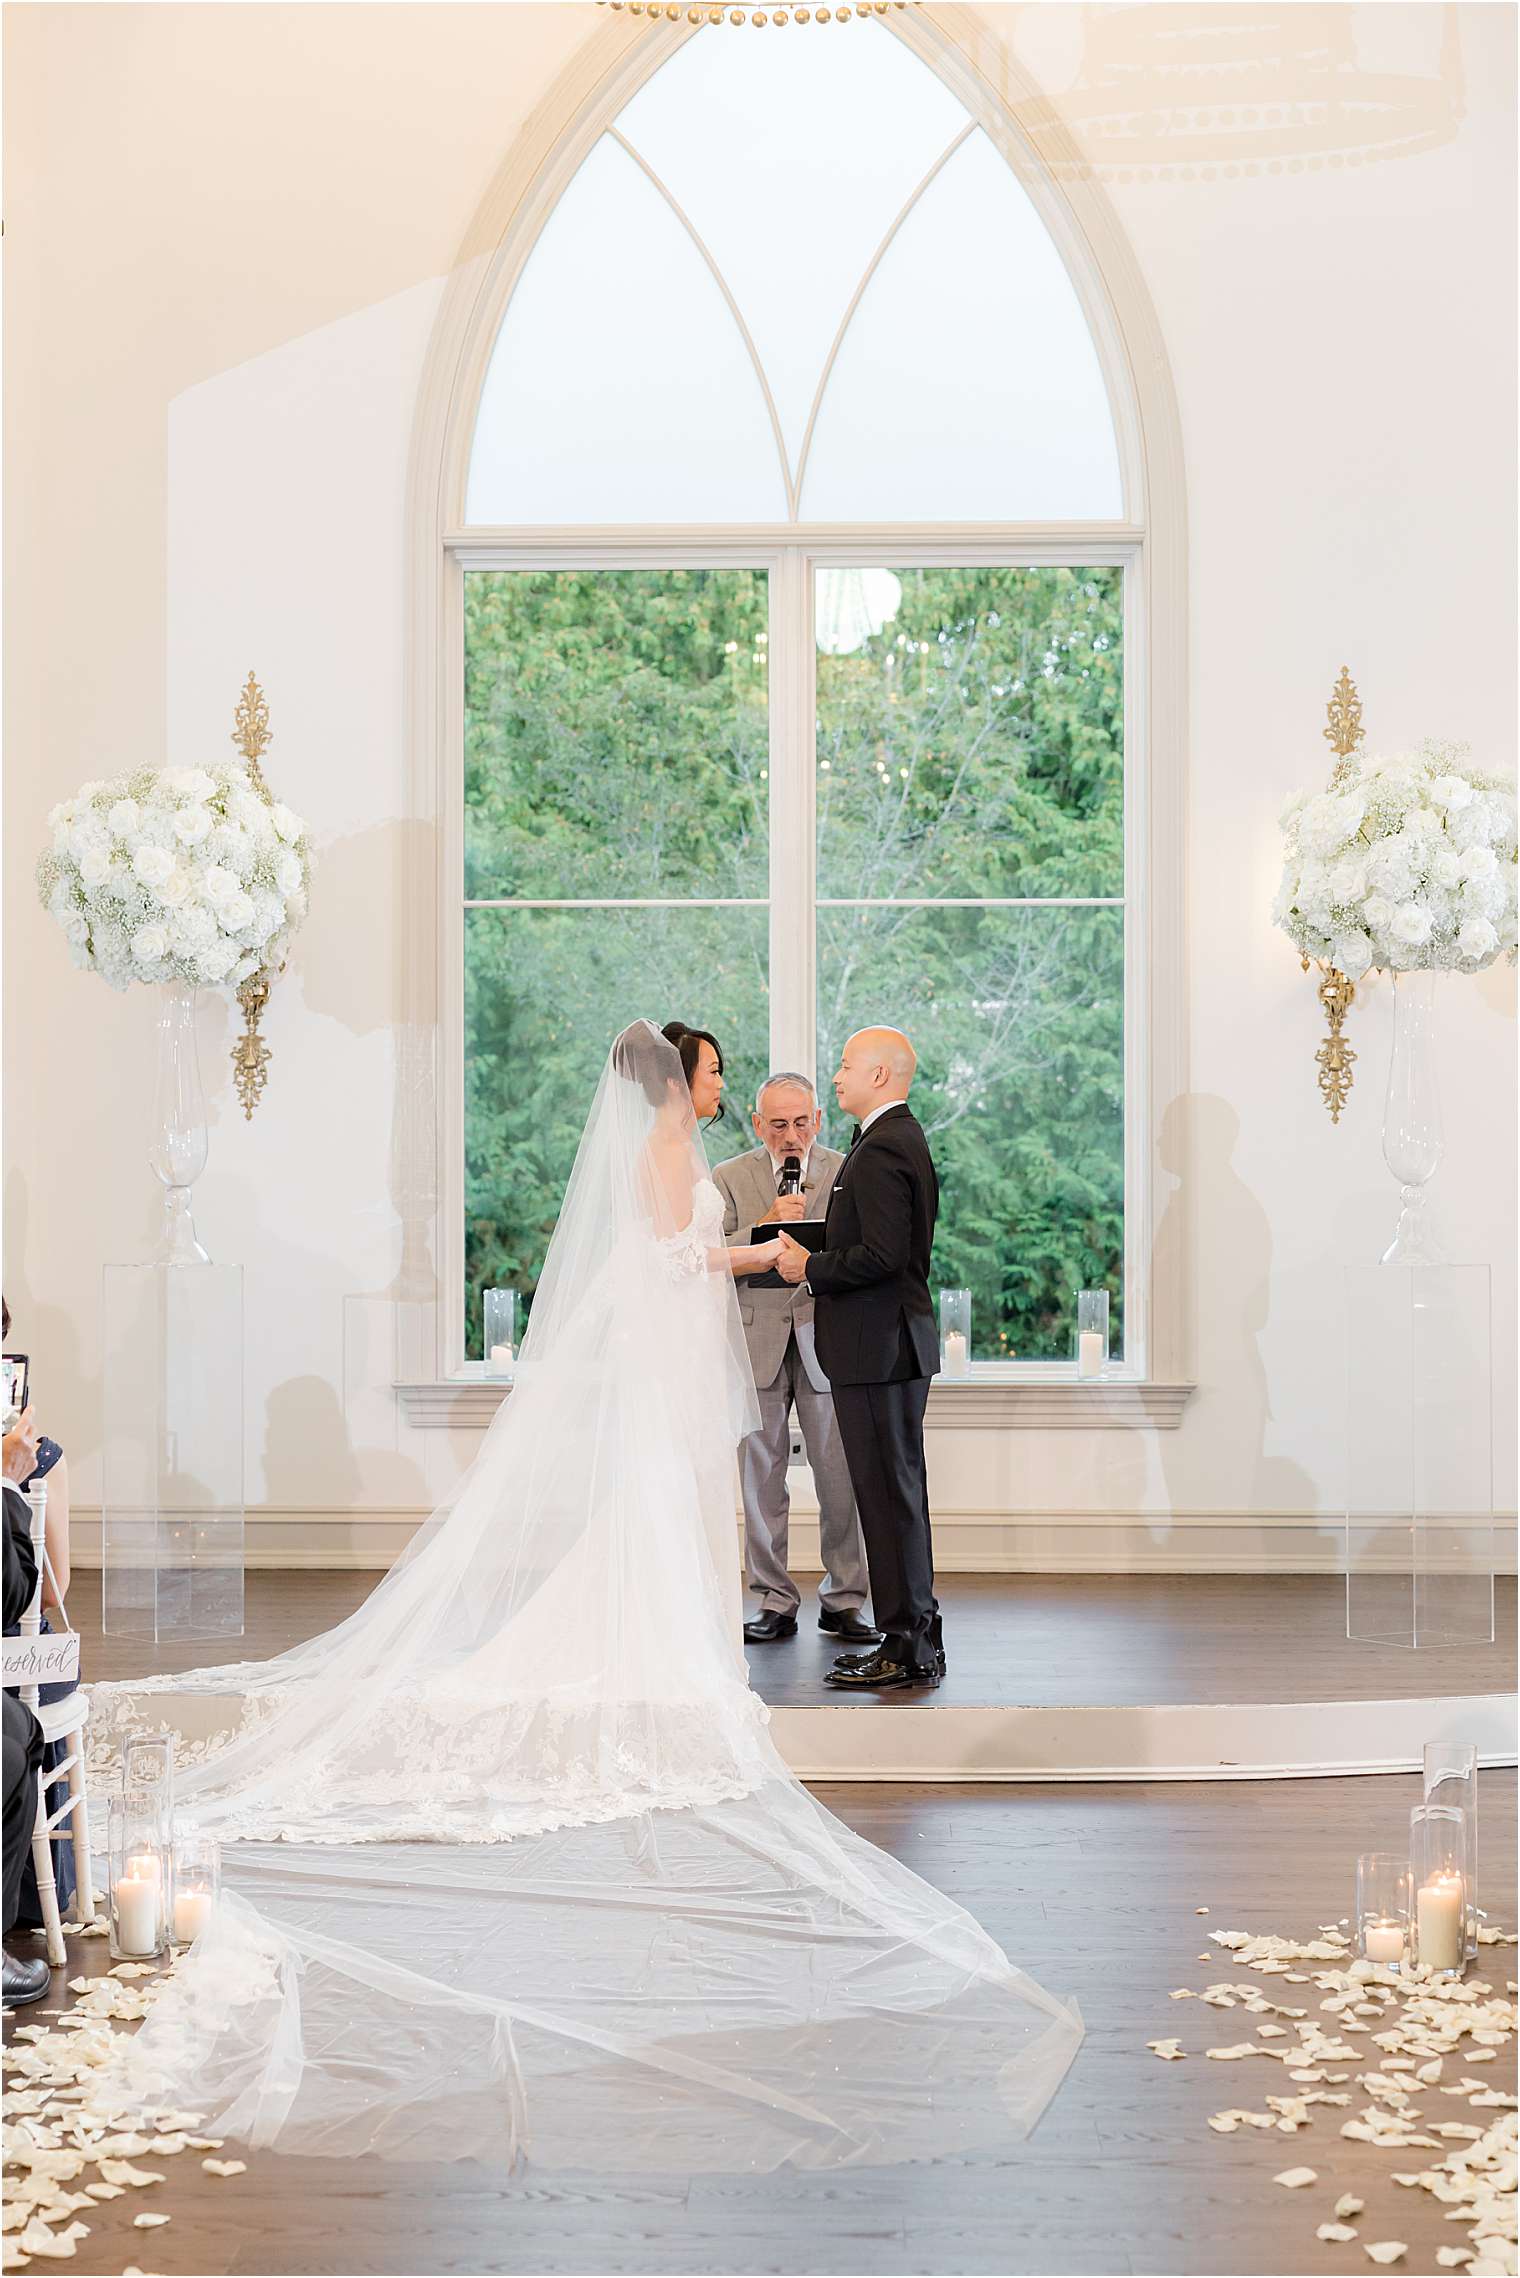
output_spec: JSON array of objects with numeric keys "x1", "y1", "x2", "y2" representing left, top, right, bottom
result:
[{"x1": 775, "y1": 1028, "x2": 943, "y2": 1692}]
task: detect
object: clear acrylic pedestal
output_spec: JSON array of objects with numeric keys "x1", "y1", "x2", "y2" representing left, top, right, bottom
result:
[
  {"x1": 1346, "y1": 1264, "x2": 1494, "y2": 1648},
  {"x1": 102, "y1": 1264, "x2": 244, "y2": 1642}
]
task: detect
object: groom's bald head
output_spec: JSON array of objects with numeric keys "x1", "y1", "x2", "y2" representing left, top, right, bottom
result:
[{"x1": 831, "y1": 1027, "x2": 918, "y2": 1121}]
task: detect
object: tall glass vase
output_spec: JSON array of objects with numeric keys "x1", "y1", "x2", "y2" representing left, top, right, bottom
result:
[
  {"x1": 149, "y1": 983, "x2": 210, "y2": 1265},
  {"x1": 1380, "y1": 970, "x2": 1444, "y2": 1266}
]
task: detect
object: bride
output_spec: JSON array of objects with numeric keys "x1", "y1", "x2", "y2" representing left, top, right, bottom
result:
[{"x1": 91, "y1": 1019, "x2": 1082, "y2": 2172}]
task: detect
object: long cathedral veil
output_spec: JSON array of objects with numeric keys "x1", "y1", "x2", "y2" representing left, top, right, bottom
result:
[{"x1": 90, "y1": 1021, "x2": 1083, "y2": 2171}]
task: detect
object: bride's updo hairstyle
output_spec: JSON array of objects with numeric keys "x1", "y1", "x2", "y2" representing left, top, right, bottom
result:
[
  {"x1": 611, "y1": 1019, "x2": 727, "y2": 1122},
  {"x1": 662, "y1": 1021, "x2": 727, "y2": 1124}
]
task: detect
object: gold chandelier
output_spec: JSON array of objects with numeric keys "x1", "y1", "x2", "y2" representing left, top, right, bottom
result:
[{"x1": 600, "y1": 1, "x2": 914, "y2": 25}]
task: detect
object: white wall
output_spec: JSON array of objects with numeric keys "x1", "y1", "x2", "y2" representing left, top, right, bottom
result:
[{"x1": 5, "y1": 3, "x2": 1515, "y2": 1569}]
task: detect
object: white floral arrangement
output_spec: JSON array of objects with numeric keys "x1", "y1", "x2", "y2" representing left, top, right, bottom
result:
[
  {"x1": 37, "y1": 764, "x2": 311, "y2": 992},
  {"x1": 1274, "y1": 740, "x2": 1518, "y2": 981}
]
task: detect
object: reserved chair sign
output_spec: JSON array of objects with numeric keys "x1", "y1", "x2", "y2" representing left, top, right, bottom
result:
[{"x1": 2, "y1": 1630, "x2": 81, "y2": 1687}]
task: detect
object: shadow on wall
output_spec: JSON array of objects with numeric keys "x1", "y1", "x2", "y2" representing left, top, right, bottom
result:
[
  {"x1": 3, "y1": 1169, "x2": 94, "y2": 1474},
  {"x1": 297, "y1": 816, "x2": 439, "y2": 1308},
  {"x1": 1150, "y1": 1092, "x2": 1319, "y2": 1539},
  {"x1": 262, "y1": 1375, "x2": 367, "y2": 1509}
]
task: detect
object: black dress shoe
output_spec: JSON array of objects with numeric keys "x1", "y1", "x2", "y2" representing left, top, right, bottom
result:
[
  {"x1": 743, "y1": 1608, "x2": 799, "y2": 1644},
  {"x1": 833, "y1": 1642, "x2": 946, "y2": 1677},
  {"x1": 818, "y1": 1607, "x2": 883, "y2": 1645},
  {"x1": 2, "y1": 1952, "x2": 51, "y2": 2010},
  {"x1": 824, "y1": 1651, "x2": 941, "y2": 1692}
]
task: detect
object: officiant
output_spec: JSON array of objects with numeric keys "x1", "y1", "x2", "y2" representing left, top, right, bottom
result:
[{"x1": 714, "y1": 1074, "x2": 881, "y2": 1649}]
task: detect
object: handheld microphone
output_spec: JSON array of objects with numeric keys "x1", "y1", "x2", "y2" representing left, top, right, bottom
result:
[{"x1": 778, "y1": 1153, "x2": 802, "y2": 1197}]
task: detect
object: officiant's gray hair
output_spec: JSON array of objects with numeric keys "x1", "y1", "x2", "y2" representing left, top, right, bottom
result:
[{"x1": 755, "y1": 1071, "x2": 817, "y2": 1111}]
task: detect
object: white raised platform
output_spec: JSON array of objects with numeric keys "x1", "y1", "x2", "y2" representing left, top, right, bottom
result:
[
  {"x1": 772, "y1": 1693, "x2": 1517, "y2": 1784},
  {"x1": 88, "y1": 1684, "x2": 1515, "y2": 1788}
]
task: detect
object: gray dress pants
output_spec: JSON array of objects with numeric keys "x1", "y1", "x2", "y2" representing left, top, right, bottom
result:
[{"x1": 740, "y1": 1333, "x2": 870, "y2": 1616}]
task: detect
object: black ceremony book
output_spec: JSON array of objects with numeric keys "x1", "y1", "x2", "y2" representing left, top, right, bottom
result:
[{"x1": 745, "y1": 1218, "x2": 827, "y2": 1291}]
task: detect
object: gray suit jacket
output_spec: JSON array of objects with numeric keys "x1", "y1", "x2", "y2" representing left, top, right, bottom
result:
[{"x1": 713, "y1": 1143, "x2": 845, "y2": 1395}]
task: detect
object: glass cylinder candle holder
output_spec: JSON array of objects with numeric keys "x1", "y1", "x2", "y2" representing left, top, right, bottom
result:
[
  {"x1": 1410, "y1": 1802, "x2": 1468, "y2": 1976},
  {"x1": 171, "y1": 1826, "x2": 220, "y2": 1947},
  {"x1": 1355, "y1": 1853, "x2": 1413, "y2": 1970},
  {"x1": 939, "y1": 1289, "x2": 971, "y2": 1379},
  {"x1": 483, "y1": 1288, "x2": 518, "y2": 1376},
  {"x1": 108, "y1": 1787, "x2": 170, "y2": 1960},
  {"x1": 1424, "y1": 1740, "x2": 1480, "y2": 1959},
  {"x1": 121, "y1": 1731, "x2": 175, "y2": 1814},
  {"x1": 1075, "y1": 1289, "x2": 1109, "y2": 1379}
]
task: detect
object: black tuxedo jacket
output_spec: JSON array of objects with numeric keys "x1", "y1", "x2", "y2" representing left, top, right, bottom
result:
[{"x1": 805, "y1": 1104, "x2": 940, "y2": 1387}]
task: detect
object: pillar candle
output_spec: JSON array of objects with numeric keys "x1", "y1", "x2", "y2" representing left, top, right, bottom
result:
[
  {"x1": 172, "y1": 1889, "x2": 213, "y2": 1944},
  {"x1": 113, "y1": 1877, "x2": 160, "y2": 1957},
  {"x1": 1363, "y1": 1920, "x2": 1405, "y2": 1966},
  {"x1": 1416, "y1": 1874, "x2": 1464, "y2": 1971},
  {"x1": 1078, "y1": 1331, "x2": 1105, "y2": 1378}
]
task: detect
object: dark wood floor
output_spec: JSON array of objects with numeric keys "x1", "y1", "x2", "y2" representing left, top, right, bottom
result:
[
  {"x1": 9, "y1": 1772, "x2": 1516, "y2": 2277},
  {"x1": 67, "y1": 1568, "x2": 1518, "y2": 1708}
]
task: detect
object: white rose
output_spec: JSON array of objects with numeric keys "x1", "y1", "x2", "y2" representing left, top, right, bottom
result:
[
  {"x1": 1430, "y1": 775, "x2": 1474, "y2": 811},
  {"x1": 131, "y1": 922, "x2": 170, "y2": 964},
  {"x1": 1431, "y1": 851, "x2": 1463, "y2": 888},
  {"x1": 1328, "y1": 859, "x2": 1368, "y2": 904},
  {"x1": 1458, "y1": 844, "x2": 1498, "y2": 882},
  {"x1": 268, "y1": 801, "x2": 301, "y2": 843},
  {"x1": 155, "y1": 868, "x2": 193, "y2": 909},
  {"x1": 274, "y1": 849, "x2": 303, "y2": 897},
  {"x1": 1360, "y1": 893, "x2": 1394, "y2": 935},
  {"x1": 172, "y1": 804, "x2": 214, "y2": 846},
  {"x1": 201, "y1": 864, "x2": 241, "y2": 908},
  {"x1": 107, "y1": 798, "x2": 141, "y2": 840},
  {"x1": 78, "y1": 846, "x2": 113, "y2": 888},
  {"x1": 1456, "y1": 917, "x2": 1499, "y2": 962},
  {"x1": 132, "y1": 844, "x2": 176, "y2": 889},
  {"x1": 1391, "y1": 902, "x2": 1433, "y2": 946},
  {"x1": 1331, "y1": 930, "x2": 1374, "y2": 979},
  {"x1": 61, "y1": 909, "x2": 89, "y2": 947},
  {"x1": 219, "y1": 889, "x2": 255, "y2": 930}
]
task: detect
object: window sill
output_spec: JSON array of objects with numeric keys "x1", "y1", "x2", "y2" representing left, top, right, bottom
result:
[{"x1": 396, "y1": 1370, "x2": 1196, "y2": 1432}]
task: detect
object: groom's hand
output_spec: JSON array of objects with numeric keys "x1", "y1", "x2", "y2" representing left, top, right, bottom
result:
[{"x1": 774, "y1": 1233, "x2": 809, "y2": 1286}]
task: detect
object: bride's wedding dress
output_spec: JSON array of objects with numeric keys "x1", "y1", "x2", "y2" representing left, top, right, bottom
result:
[{"x1": 90, "y1": 1022, "x2": 1081, "y2": 2172}]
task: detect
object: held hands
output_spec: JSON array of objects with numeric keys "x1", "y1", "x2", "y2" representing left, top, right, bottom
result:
[{"x1": 774, "y1": 1233, "x2": 810, "y2": 1286}]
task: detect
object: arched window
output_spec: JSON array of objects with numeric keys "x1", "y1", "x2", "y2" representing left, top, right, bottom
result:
[{"x1": 433, "y1": 17, "x2": 1181, "y2": 1387}]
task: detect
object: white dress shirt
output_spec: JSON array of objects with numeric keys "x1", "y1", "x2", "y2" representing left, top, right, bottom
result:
[{"x1": 859, "y1": 1100, "x2": 909, "y2": 1136}]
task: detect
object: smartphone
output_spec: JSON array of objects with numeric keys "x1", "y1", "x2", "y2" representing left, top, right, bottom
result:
[{"x1": 1, "y1": 1352, "x2": 29, "y2": 1430}]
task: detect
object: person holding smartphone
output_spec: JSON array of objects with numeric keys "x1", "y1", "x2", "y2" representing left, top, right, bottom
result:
[{"x1": 1, "y1": 1302, "x2": 78, "y2": 1924}]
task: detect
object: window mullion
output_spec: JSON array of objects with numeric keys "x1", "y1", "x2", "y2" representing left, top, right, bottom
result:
[{"x1": 767, "y1": 549, "x2": 815, "y2": 1085}]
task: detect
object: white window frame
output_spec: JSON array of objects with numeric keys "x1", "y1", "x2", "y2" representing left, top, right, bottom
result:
[{"x1": 398, "y1": 9, "x2": 1193, "y2": 1422}]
